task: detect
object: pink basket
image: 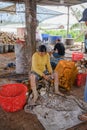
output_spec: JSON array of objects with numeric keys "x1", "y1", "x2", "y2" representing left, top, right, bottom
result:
[
  {"x1": 72, "y1": 52, "x2": 83, "y2": 61},
  {"x1": 0, "y1": 83, "x2": 28, "y2": 112}
]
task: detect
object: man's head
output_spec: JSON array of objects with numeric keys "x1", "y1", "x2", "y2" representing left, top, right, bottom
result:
[
  {"x1": 38, "y1": 45, "x2": 47, "y2": 56},
  {"x1": 79, "y1": 8, "x2": 87, "y2": 26},
  {"x1": 56, "y1": 38, "x2": 61, "y2": 43}
]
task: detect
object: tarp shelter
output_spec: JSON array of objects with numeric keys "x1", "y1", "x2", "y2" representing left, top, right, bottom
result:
[
  {"x1": 0, "y1": 1, "x2": 87, "y2": 34},
  {"x1": 1, "y1": 0, "x2": 87, "y2": 6},
  {"x1": 1, "y1": 0, "x2": 87, "y2": 29},
  {"x1": 40, "y1": 3, "x2": 87, "y2": 29},
  {"x1": 0, "y1": 2, "x2": 64, "y2": 25}
]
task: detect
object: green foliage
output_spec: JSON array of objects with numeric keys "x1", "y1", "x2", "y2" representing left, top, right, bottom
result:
[
  {"x1": 42, "y1": 29, "x2": 85, "y2": 42},
  {"x1": 40, "y1": 6, "x2": 86, "y2": 43}
]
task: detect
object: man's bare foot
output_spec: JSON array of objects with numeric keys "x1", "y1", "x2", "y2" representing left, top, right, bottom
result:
[{"x1": 78, "y1": 114, "x2": 87, "y2": 121}]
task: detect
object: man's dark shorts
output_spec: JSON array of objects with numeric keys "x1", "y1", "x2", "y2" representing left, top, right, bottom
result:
[
  {"x1": 31, "y1": 70, "x2": 49, "y2": 81},
  {"x1": 31, "y1": 71, "x2": 42, "y2": 81}
]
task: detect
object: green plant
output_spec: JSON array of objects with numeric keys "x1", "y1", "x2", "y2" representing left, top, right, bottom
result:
[{"x1": 41, "y1": 29, "x2": 85, "y2": 42}]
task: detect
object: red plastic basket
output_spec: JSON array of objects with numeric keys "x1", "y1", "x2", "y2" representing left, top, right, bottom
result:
[
  {"x1": 0, "y1": 83, "x2": 28, "y2": 112},
  {"x1": 72, "y1": 52, "x2": 83, "y2": 61},
  {"x1": 75, "y1": 73, "x2": 86, "y2": 87}
]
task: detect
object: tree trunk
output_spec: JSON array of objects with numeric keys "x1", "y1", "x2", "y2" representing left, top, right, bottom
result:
[{"x1": 25, "y1": 0, "x2": 36, "y2": 74}]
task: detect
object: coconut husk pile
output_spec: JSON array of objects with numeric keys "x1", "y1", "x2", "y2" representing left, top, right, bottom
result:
[
  {"x1": 0, "y1": 32, "x2": 17, "y2": 44},
  {"x1": 75, "y1": 58, "x2": 87, "y2": 73}
]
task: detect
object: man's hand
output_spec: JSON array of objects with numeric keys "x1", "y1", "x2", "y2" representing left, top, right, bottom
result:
[{"x1": 42, "y1": 74, "x2": 51, "y2": 80}]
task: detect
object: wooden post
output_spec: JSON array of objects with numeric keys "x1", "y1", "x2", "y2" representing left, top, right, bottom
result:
[{"x1": 67, "y1": 6, "x2": 70, "y2": 37}]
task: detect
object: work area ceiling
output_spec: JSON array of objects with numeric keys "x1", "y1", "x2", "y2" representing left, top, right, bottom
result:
[
  {"x1": 0, "y1": 0, "x2": 87, "y2": 6},
  {"x1": 36, "y1": 0, "x2": 87, "y2": 6},
  {"x1": 0, "y1": 2, "x2": 64, "y2": 25},
  {"x1": 0, "y1": 0, "x2": 86, "y2": 27}
]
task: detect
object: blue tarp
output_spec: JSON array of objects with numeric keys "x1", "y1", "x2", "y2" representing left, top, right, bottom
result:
[
  {"x1": 48, "y1": 35, "x2": 62, "y2": 44},
  {"x1": 49, "y1": 35, "x2": 62, "y2": 40},
  {"x1": 41, "y1": 33, "x2": 62, "y2": 42},
  {"x1": 42, "y1": 34, "x2": 49, "y2": 41}
]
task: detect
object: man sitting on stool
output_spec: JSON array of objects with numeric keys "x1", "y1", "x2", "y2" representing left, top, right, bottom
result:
[{"x1": 29, "y1": 45, "x2": 64, "y2": 104}]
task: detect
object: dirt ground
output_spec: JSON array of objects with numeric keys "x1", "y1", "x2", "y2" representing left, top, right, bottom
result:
[
  {"x1": 0, "y1": 108, "x2": 45, "y2": 130},
  {"x1": 0, "y1": 52, "x2": 87, "y2": 130},
  {"x1": 0, "y1": 52, "x2": 45, "y2": 130}
]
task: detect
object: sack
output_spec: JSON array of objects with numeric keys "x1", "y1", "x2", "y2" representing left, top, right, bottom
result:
[{"x1": 55, "y1": 60, "x2": 78, "y2": 91}]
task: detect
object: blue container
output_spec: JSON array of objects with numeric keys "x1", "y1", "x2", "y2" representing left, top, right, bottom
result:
[
  {"x1": 84, "y1": 76, "x2": 87, "y2": 102},
  {"x1": 42, "y1": 34, "x2": 49, "y2": 41},
  {"x1": 49, "y1": 35, "x2": 62, "y2": 44},
  {"x1": 67, "y1": 34, "x2": 72, "y2": 38}
]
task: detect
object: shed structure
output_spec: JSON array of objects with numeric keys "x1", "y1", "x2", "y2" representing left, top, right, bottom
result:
[{"x1": 0, "y1": 0, "x2": 87, "y2": 74}]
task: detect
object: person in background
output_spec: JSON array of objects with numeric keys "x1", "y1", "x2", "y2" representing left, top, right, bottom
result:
[
  {"x1": 55, "y1": 38, "x2": 61, "y2": 43},
  {"x1": 79, "y1": 8, "x2": 87, "y2": 53},
  {"x1": 50, "y1": 39, "x2": 65, "y2": 70},
  {"x1": 29, "y1": 45, "x2": 64, "y2": 104},
  {"x1": 78, "y1": 8, "x2": 87, "y2": 121}
]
